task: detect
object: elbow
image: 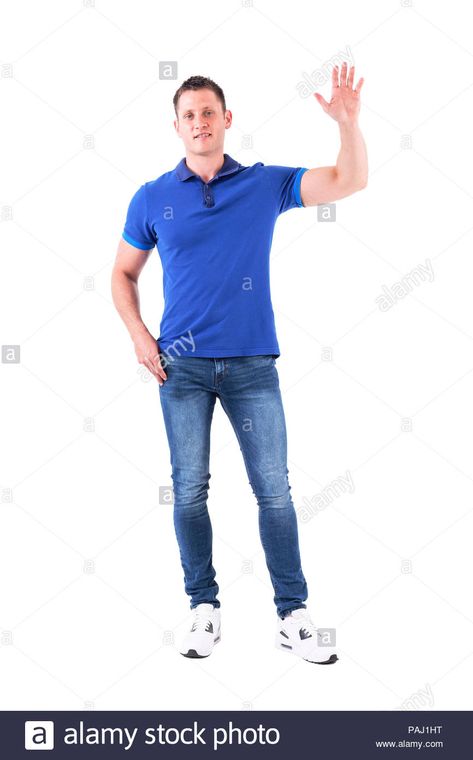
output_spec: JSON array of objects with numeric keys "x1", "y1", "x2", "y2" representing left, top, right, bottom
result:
[
  {"x1": 355, "y1": 169, "x2": 368, "y2": 189},
  {"x1": 352, "y1": 176, "x2": 368, "y2": 192}
]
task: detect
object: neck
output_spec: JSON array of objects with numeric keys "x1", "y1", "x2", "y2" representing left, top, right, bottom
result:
[{"x1": 184, "y1": 151, "x2": 225, "y2": 183}]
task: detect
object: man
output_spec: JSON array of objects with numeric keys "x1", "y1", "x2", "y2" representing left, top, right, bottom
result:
[{"x1": 111, "y1": 67, "x2": 367, "y2": 664}]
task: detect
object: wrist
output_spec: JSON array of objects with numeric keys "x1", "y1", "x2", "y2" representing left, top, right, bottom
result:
[
  {"x1": 338, "y1": 118, "x2": 360, "y2": 133},
  {"x1": 130, "y1": 322, "x2": 150, "y2": 341}
]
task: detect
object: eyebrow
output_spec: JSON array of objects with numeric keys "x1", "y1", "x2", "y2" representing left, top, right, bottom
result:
[{"x1": 182, "y1": 106, "x2": 214, "y2": 113}]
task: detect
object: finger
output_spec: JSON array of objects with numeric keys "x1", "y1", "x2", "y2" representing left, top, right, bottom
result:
[
  {"x1": 355, "y1": 77, "x2": 364, "y2": 94},
  {"x1": 153, "y1": 352, "x2": 168, "y2": 380},
  {"x1": 347, "y1": 65, "x2": 355, "y2": 89},
  {"x1": 142, "y1": 356, "x2": 158, "y2": 376},
  {"x1": 332, "y1": 64, "x2": 339, "y2": 89},
  {"x1": 143, "y1": 356, "x2": 162, "y2": 382},
  {"x1": 154, "y1": 365, "x2": 167, "y2": 383},
  {"x1": 340, "y1": 61, "x2": 348, "y2": 86}
]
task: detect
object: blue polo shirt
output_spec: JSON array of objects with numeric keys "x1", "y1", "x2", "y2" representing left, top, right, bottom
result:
[{"x1": 122, "y1": 153, "x2": 308, "y2": 358}]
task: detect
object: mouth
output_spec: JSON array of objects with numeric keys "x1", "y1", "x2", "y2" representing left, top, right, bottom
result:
[{"x1": 194, "y1": 133, "x2": 212, "y2": 140}]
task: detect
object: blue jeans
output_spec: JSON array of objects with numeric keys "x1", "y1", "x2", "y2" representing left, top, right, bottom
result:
[{"x1": 158, "y1": 352, "x2": 308, "y2": 619}]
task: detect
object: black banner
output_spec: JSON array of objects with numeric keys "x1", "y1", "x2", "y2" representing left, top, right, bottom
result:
[{"x1": 2, "y1": 710, "x2": 471, "y2": 758}]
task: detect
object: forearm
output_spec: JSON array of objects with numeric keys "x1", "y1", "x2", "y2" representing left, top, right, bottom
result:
[
  {"x1": 111, "y1": 270, "x2": 149, "y2": 340},
  {"x1": 335, "y1": 121, "x2": 368, "y2": 190}
]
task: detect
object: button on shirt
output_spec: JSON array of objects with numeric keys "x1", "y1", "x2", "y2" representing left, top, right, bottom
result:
[{"x1": 122, "y1": 153, "x2": 308, "y2": 358}]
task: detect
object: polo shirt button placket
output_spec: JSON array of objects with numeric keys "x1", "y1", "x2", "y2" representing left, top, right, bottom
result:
[{"x1": 203, "y1": 183, "x2": 214, "y2": 207}]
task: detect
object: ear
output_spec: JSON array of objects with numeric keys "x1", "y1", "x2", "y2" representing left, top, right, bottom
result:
[
  {"x1": 224, "y1": 109, "x2": 232, "y2": 129},
  {"x1": 173, "y1": 118, "x2": 179, "y2": 135}
]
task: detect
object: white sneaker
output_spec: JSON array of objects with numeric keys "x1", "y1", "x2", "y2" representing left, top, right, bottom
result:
[
  {"x1": 179, "y1": 603, "x2": 221, "y2": 658},
  {"x1": 275, "y1": 608, "x2": 338, "y2": 664}
]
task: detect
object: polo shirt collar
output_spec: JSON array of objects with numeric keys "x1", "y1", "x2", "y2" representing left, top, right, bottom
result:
[{"x1": 174, "y1": 153, "x2": 241, "y2": 182}]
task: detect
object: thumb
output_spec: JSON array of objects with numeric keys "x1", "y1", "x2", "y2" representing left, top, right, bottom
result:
[{"x1": 314, "y1": 92, "x2": 330, "y2": 112}]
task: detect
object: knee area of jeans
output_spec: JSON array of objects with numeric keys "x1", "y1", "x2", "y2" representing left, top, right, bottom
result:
[
  {"x1": 251, "y1": 470, "x2": 291, "y2": 492},
  {"x1": 173, "y1": 499, "x2": 209, "y2": 515},
  {"x1": 172, "y1": 477, "x2": 210, "y2": 496},
  {"x1": 257, "y1": 492, "x2": 294, "y2": 509}
]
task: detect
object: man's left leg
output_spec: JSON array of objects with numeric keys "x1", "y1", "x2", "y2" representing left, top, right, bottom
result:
[
  {"x1": 217, "y1": 354, "x2": 308, "y2": 618},
  {"x1": 218, "y1": 354, "x2": 338, "y2": 664}
]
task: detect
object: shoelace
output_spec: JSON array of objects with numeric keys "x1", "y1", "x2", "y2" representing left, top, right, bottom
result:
[
  {"x1": 190, "y1": 608, "x2": 214, "y2": 632},
  {"x1": 291, "y1": 609, "x2": 319, "y2": 638}
]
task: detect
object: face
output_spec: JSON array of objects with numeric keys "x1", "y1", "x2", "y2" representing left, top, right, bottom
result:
[{"x1": 174, "y1": 88, "x2": 232, "y2": 156}]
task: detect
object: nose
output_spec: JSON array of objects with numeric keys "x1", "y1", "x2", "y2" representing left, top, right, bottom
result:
[{"x1": 194, "y1": 119, "x2": 209, "y2": 133}]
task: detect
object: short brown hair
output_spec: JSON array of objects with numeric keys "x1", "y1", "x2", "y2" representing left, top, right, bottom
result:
[{"x1": 173, "y1": 75, "x2": 226, "y2": 117}]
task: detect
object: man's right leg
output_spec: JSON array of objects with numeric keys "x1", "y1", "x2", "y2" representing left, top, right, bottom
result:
[{"x1": 158, "y1": 354, "x2": 220, "y2": 611}]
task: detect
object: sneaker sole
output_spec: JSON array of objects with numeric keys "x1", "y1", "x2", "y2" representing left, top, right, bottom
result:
[
  {"x1": 304, "y1": 653, "x2": 338, "y2": 665},
  {"x1": 180, "y1": 634, "x2": 221, "y2": 659},
  {"x1": 276, "y1": 640, "x2": 338, "y2": 665}
]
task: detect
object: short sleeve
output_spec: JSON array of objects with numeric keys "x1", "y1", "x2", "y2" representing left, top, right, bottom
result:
[
  {"x1": 263, "y1": 165, "x2": 309, "y2": 215},
  {"x1": 122, "y1": 184, "x2": 156, "y2": 250}
]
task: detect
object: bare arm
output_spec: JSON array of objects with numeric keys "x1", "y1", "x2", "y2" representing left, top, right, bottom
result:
[
  {"x1": 300, "y1": 61, "x2": 368, "y2": 207},
  {"x1": 111, "y1": 237, "x2": 167, "y2": 384}
]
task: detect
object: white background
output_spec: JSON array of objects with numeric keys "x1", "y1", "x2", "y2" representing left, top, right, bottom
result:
[{"x1": 1, "y1": 0, "x2": 472, "y2": 711}]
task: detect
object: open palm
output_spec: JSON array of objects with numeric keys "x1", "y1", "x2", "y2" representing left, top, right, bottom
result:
[{"x1": 314, "y1": 62, "x2": 364, "y2": 124}]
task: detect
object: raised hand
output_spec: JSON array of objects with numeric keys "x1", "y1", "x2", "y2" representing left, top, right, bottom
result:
[{"x1": 314, "y1": 62, "x2": 364, "y2": 125}]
